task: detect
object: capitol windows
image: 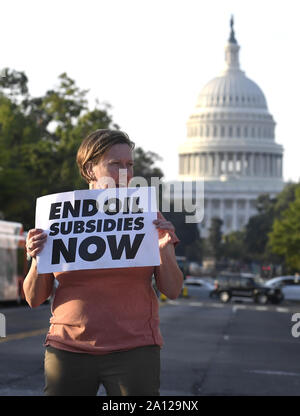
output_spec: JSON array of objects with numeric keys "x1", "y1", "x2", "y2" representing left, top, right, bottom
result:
[
  {"x1": 221, "y1": 126, "x2": 225, "y2": 137},
  {"x1": 244, "y1": 126, "x2": 248, "y2": 138},
  {"x1": 251, "y1": 126, "x2": 256, "y2": 137},
  {"x1": 200, "y1": 125, "x2": 203, "y2": 137},
  {"x1": 236, "y1": 126, "x2": 241, "y2": 137},
  {"x1": 238, "y1": 216, "x2": 245, "y2": 228},
  {"x1": 225, "y1": 199, "x2": 233, "y2": 209},
  {"x1": 258, "y1": 126, "x2": 261, "y2": 138},
  {"x1": 212, "y1": 199, "x2": 220, "y2": 210},
  {"x1": 229, "y1": 126, "x2": 233, "y2": 137},
  {"x1": 206, "y1": 126, "x2": 210, "y2": 137},
  {"x1": 263, "y1": 127, "x2": 267, "y2": 138},
  {"x1": 237, "y1": 200, "x2": 246, "y2": 210},
  {"x1": 213, "y1": 125, "x2": 217, "y2": 137},
  {"x1": 224, "y1": 215, "x2": 232, "y2": 229}
]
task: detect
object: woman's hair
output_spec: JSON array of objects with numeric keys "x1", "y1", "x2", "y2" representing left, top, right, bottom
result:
[{"x1": 76, "y1": 129, "x2": 135, "y2": 183}]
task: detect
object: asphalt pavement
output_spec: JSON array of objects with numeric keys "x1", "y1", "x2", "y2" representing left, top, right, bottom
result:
[{"x1": 0, "y1": 296, "x2": 299, "y2": 396}]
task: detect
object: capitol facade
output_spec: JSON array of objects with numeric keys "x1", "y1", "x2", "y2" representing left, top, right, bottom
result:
[{"x1": 176, "y1": 19, "x2": 284, "y2": 237}]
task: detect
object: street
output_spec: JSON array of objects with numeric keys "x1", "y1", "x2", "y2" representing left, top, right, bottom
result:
[{"x1": 0, "y1": 296, "x2": 300, "y2": 396}]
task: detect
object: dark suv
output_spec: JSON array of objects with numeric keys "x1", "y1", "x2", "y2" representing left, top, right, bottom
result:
[{"x1": 211, "y1": 273, "x2": 283, "y2": 304}]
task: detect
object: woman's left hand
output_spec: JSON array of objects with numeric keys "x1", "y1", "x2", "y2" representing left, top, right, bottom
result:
[{"x1": 153, "y1": 218, "x2": 175, "y2": 248}]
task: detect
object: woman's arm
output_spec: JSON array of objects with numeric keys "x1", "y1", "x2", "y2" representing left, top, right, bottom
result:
[
  {"x1": 153, "y1": 218, "x2": 183, "y2": 299},
  {"x1": 23, "y1": 229, "x2": 54, "y2": 308}
]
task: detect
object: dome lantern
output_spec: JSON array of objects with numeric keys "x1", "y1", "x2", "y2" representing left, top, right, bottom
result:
[{"x1": 225, "y1": 15, "x2": 241, "y2": 72}]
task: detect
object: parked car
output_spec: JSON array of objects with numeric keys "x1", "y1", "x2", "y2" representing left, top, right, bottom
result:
[
  {"x1": 211, "y1": 272, "x2": 283, "y2": 304},
  {"x1": 184, "y1": 276, "x2": 215, "y2": 299},
  {"x1": 264, "y1": 276, "x2": 300, "y2": 302}
]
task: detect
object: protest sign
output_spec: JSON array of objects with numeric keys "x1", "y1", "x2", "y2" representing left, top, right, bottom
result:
[{"x1": 35, "y1": 187, "x2": 160, "y2": 274}]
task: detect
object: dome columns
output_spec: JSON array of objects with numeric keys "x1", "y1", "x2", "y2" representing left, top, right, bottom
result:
[{"x1": 179, "y1": 151, "x2": 283, "y2": 179}]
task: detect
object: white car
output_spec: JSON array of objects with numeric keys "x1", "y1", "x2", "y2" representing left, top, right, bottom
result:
[
  {"x1": 265, "y1": 276, "x2": 300, "y2": 301},
  {"x1": 184, "y1": 277, "x2": 215, "y2": 298}
]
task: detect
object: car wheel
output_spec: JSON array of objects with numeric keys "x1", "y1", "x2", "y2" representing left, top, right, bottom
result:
[
  {"x1": 219, "y1": 291, "x2": 231, "y2": 303},
  {"x1": 270, "y1": 294, "x2": 284, "y2": 304},
  {"x1": 255, "y1": 293, "x2": 268, "y2": 305}
]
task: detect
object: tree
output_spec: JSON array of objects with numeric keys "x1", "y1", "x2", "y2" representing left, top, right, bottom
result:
[
  {"x1": 206, "y1": 217, "x2": 223, "y2": 261},
  {"x1": 223, "y1": 230, "x2": 247, "y2": 261},
  {"x1": 162, "y1": 202, "x2": 202, "y2": 261},
  {"x1": 268, "y1": 187, "x2": 300, "y2": 272},
  {"x1": 0, "y1": 70, "x2": 119, "y2": 229},
  {"x1": 244, "y1": 194, "x2": 275, "y2": 261},
  {"x1": 132, "y1": 147, "x2": 163, "y2": 184},
  {"x1": 0, "y1": 68, "x2": 167, "y2": 231}
]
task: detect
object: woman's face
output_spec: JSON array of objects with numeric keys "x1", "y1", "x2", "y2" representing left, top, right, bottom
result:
[{"x1": 89, "y1": 143, "x2": 134, "y2": 189}]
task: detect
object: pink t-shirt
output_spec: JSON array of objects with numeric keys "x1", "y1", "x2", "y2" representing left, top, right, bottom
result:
[{"x1": 44, "y1": 212, "x2": 179, "y2": 355}]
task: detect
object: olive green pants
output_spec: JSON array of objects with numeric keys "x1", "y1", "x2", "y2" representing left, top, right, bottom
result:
[{"x1": 44, "y1": 345, "x2": 160, "y2": 396}]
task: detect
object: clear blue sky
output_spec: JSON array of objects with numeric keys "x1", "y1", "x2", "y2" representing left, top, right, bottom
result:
[{"x1": 1, "y1": 0, "x2": 299, "y2": 182}]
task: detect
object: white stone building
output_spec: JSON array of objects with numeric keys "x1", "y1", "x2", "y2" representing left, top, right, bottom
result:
[{"x1": 176, "y1": 18, "x2": 284, "y2": 237}]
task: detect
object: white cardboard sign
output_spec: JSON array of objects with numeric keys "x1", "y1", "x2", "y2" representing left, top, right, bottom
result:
[{"x1": 35, "y1": 187, "x2": 160, "y2": 274}]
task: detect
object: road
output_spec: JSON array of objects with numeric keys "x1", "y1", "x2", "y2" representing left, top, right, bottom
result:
[{"x1": 0, "y1": 295, "x2": 300, "y2": 396}]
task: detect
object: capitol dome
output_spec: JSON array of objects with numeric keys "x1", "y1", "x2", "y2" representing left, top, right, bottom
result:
[
  {"x1": 196, "y1": 20, "x2": 267, "y2": 111},
  {"x1": 196, "y1": 72, "x2": 268, "y2": 110},
  {"x1": 176, "y1": 17, "x2": 284, "y2": 236}
]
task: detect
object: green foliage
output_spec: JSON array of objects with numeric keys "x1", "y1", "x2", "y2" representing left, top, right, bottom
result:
[
  {"x1": 132, "y1": 147, "x2": 163, "y2": 184},
  {"x1": 0, "y1": 68, "x2": 164, "y2": 231},
  {"x1": 162, "y1": 201, "x2": 202, "y2": 261},
  {"x1": 244, "y1": 195, "x2": 275, "y2": 261},
  {"x1": 206, "y1": 217, "x2": 223, "y2": 261},
  {"x1": 222, "y1": 230, "x2": 247, "y2": 261},
  {"x1": 268, "y1": 186, "x2": 300, "y2": 272}
]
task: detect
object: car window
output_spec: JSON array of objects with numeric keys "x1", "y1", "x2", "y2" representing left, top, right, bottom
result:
[
  {"x1": 240, "y1": 278, "x2": 254, "y2": 288},
  {"x1": 186, "y1": 281, "x2": 203, "y2": 287},
  {"x1": 229, "y1": 277, "x2": 240, "y2": 287},
  {"x1": 281, "y1": 279, "x2": 295, "y2": 286}
]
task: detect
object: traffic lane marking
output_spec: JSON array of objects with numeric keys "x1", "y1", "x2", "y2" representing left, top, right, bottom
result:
[
  {"x1": 248, "y1": 370, "x2": 300, "y2": 377},
  {"x1": 164, "y1": 299, "x2": 293, "y2": 313},
  {"x1": 0, "y1": 328, "x2": 48, "y2": 344}
]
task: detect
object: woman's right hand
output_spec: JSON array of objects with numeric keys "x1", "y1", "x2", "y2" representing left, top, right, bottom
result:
[{"x1": 26, "y1": 228, "x2": 47, "y2": 258}]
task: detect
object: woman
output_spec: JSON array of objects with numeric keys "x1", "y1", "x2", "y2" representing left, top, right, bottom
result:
[{"x1": 23, "y1": 129, "x2": 183, "y2": 396}]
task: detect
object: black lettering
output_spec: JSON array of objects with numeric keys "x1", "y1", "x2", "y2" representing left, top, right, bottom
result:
[
  {"x1": 123, "y1": 217, "x2": 133, "y2": 231},
  {"x1": 73, "y1": 221, "x2": 85, "y2": 234},
  {"x1": 103, "y1": 219, "x2": 116, "y2": 232},
  {"x1": 107, "y1": 233, "x2": 145, "y2": 260},
  {"x1": 96, "y1": 219, "x2": 103, "y2": 232},
  {"x1": 117, "y1": 218, "x2": 123, "y2": 231},
  {"x1": 79, "y1": 236, "x2": 106, "y2": 261},
  {"x1": 134, "y1": 217, "x2": 144, "y2": 230},
  {"x1": 49, "y1": 202, "x2": 62, "y2": 220},
  {"x1": 49, "y1": 222, "x2": 60, "y2": 236},
  {"x1": 82, "y1": 199, "x2": 98, "y2": 217},
  {"x1": 51, "y1": 238, "x2": 77, "y2": 264},
  {"x1": 123, "y1": 197, "x2": 130, "y2": 213},
  {"x1": 62, "y1": 200, "x2": 81, "y2": 219},
  {"x1": 103, "y1": 198, "x2": 121, "y2": 215},
  {"x1": 131, "y1": 197, "x2": 143, "y2": 214},
  {"x1": 60, "y1": 221, "x2": 73, "y2": 235},
  {"x1": 86, "y1": 220, "x2": 96, "y2": 233}
]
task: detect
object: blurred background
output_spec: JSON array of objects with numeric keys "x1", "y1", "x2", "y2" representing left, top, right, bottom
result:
[{"x1": 0, "y1": 0, "x2": 300, "y2": 397}]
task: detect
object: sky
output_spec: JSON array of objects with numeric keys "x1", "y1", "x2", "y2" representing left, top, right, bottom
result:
[{"x1": 1, "y1": 0, "x2": 299, "y2": 182}]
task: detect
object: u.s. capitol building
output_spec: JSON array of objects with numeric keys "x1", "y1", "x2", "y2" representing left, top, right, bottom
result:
[{"x1": 175, "y1": 18, "x2": 284, "y2": 237}]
